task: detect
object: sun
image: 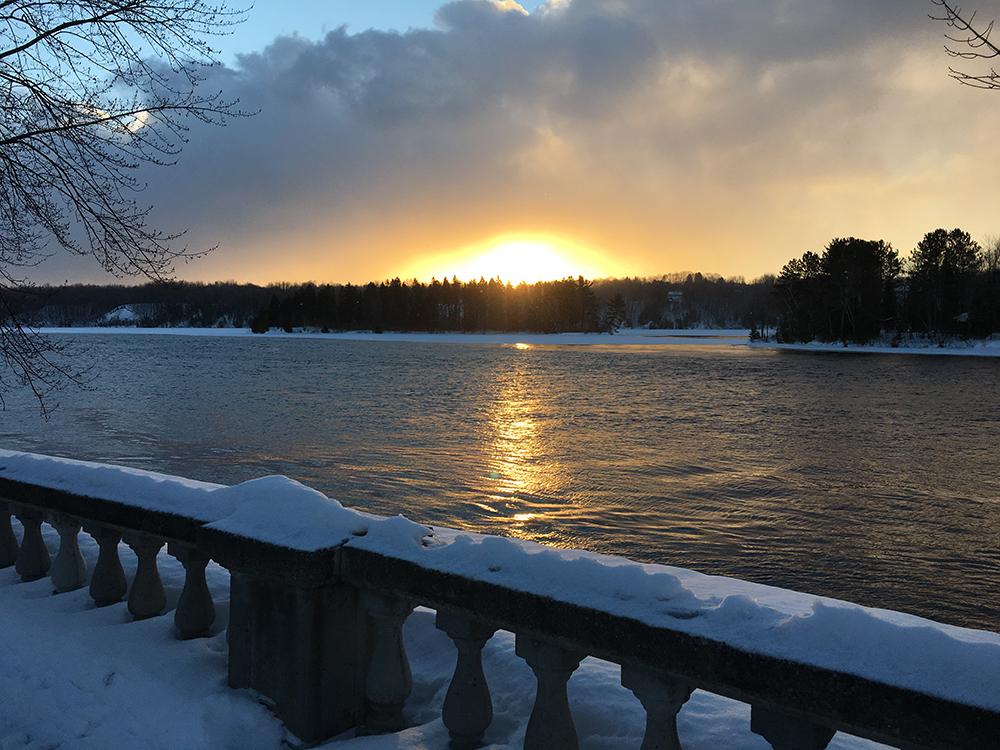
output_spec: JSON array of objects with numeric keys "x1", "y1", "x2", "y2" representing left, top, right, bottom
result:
[
  {"x1": 416, "y1": 235, "x2": 611, "y2": 285},
  {"x1": 456, "y1": 242, "x2": 580, "y2": 284}
]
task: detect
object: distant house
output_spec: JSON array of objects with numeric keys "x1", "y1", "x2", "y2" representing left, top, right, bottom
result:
[{"x1": 101, "y1": 305, "x2": 139, "y2": 325}]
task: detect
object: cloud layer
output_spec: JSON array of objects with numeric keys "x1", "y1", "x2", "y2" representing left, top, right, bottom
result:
[{"x1": 50, "y1": 0, "x2": 1000, "y2": 284}]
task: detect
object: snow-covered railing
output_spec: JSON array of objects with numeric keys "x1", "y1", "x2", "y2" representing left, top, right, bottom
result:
[{"x1": 1, "y1": 449, "x2": 999, "y2": 750}]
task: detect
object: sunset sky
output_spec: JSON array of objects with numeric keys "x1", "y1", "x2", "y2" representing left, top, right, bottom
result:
[{"x1": 41, "y1": 0, "x2": 1000, "y2": 286}]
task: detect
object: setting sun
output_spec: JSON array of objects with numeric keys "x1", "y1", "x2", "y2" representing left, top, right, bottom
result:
[{"x1": 411, "y1": 235, "x2": 613, "y2": 285}]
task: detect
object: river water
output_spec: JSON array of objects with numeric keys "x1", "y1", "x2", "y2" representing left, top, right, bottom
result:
[{"x1": 2, "y1": 332, "x2": 998, "y2": 631}]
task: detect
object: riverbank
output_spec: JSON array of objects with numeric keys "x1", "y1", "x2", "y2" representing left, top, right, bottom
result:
[
  {"x1": 36, "y1": 326, "x2": 1000, "y2": 356},
  {"x1": 37, "y1": 326, "x2": 750, "y2": 346},
  {"x1": 752, "y1": 337, "x2": 1000, "y2": 357}
]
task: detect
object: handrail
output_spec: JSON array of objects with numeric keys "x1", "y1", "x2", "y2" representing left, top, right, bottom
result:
[
  {"x1": 340, "y1": 545, "x2": 1000, "y2": 750},
  {"x1": 1, "y1": 452, "x2": 998, "y2": 750}
]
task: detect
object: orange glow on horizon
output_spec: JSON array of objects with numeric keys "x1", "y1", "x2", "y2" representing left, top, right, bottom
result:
[{"x1": 407, "y1": 234, "x2": 616, "y2": 285}]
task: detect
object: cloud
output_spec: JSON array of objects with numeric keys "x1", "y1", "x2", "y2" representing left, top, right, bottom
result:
[{"x1": 50, "y1": 0, "x2": 1000, "y2": 285}]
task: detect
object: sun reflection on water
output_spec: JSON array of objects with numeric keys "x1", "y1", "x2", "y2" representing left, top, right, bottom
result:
[
  {"x1": 487, "y1": 402, "x2": 539, "y2": 497},
  {"x1": 480, "y1": 354, "x2": 560, "y2": 539}
]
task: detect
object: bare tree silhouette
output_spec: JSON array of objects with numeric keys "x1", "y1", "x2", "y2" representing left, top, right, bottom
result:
[
  {"x1": 931, "y1": 0, "x2": 1000, "y2": 89},
  {"x1": 1, "y1": 0, "x2": 248, "y2": 414}
]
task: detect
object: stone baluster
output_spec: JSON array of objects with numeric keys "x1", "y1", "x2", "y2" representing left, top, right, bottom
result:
[
  {"x1": 621, "y1": 665, "x2": 693, "y2": 750},
  {"x1": 515, "y1": 634, "x2": 586, "y2": 750},
  {"x1": 0, "y1": 502, "x2": 18, "y2": 568},
  {"x1": 435, "y1": 610, "x2": 498, "y2": 750},
  {"x1": 750, "y1": 706, "x2": 836, "y2": 750},
  {"x1": 13, "y1": 507, "x2": 50, "y2": 582},
  {"x1": 168, "y1": 542, "x2": 215, "y2": 639},
  {"x1": 49, "y1": 514, "x2": 89, "y2": 593},
  {"x1": 361, "y1": 590, "x2": 415, "y2": 734},
  {"x1": 85, "y1": 524, "x2": 128, "y2": 607},
  {"x1": 225, "y1": 571, "x2": 251, "y2": 687},
  {"x1": 123, "y1": 532, "x2": 166, "y2": 620}
]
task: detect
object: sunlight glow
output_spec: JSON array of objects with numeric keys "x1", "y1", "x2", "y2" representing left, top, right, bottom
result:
[
  {"x1": 490, "y1": 0, "x2": 528, "y2": 14},
  {"x1": 460, "y1": 242, "x2": 573, "y2": 284},
  {"x1": 413, "y1": 234, "x2": 612, "y2": 285}
]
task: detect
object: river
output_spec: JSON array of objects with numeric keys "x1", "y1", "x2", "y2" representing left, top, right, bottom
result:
[{"x1": 2, "y1": 331, "x2": 998, "y2": 631}]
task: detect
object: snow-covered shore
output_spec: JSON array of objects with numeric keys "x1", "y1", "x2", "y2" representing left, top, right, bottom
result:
[
  {"x1": 34, "y1": 326, "x2": 1000, "y2": 356},
  {"x1": 36, "y1": 326, "x2": 751, "y2": 346},
  {"x1": 753, "y1": 337, "x2": 1000, "y2": 357}
]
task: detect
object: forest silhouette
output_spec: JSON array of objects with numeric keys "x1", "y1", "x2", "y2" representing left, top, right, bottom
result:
[{"x1": 11, "y1": 227, "x2": 999, "y2": 343}]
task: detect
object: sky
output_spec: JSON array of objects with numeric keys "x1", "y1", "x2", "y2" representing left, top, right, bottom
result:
[{"x1": 35, "y1": 0, "x2": 1000, "y2": 286}]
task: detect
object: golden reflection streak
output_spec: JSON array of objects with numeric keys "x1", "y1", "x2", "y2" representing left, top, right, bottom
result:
[{"x1": 483, "y1": 353, "x2": 559, "y2": 542}]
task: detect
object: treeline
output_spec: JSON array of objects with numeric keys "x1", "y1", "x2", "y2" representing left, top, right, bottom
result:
[
  {"x1": 14, "y1": 228, "x2": 998, "y2": 343},
  {"x1": 11, "y1": 281, "x2": 277, "y2": 329},
  {"x1": 249, "y1": 274, "x2": 779, "y2": 334},
  {"x1": 14, "y1": 274, "x2": 780, "y2": 333},
  {"x1": 252, "y1": 276, "x2": 608, "y2": 333},
  {"x1": 774, "y1": 229, "x2": 1000, "y2": 344},
  {"x1": 595, "y1": 273, "x2": 777, "y2": 331}
]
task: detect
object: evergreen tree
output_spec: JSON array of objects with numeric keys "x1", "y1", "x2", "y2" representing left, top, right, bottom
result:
[{"x1": 906, "y1": 229, "x2": 982, "y2": 336}]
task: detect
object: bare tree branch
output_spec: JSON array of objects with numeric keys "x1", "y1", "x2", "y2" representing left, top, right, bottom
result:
[
  {"x1": 0, "y1": 284, "x2": 91, "y2": 418},
  {"x1": 931, "y1": 0, "x2": 1000, "y2": 89},
  {"x1": 0, "y1": 0, "x2": 251, "y2": 415}
]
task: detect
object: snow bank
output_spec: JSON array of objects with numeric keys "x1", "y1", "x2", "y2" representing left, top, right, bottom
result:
[
  {"x1": 0, "y1": 449, "x2": 226, "y2": 522},
  {"x1": 0, "y1": 450, "x2": 394, "y2": 549},
  {"x1": 34, "y1": 325, "x2": 1000, "y2": 355},
  {"x1": 753, "y1": 338, "x2": 1000, "y2": 357},
  {"x1": 35, "y1": 326, "x2": 750, "y2": 346}
]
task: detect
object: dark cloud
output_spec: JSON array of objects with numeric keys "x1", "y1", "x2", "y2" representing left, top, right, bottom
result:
[{"x1": 44, "y1": 0, "x2": 996, "y2": 285}]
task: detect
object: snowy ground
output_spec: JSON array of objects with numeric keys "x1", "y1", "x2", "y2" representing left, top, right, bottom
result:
[
  {"x1": 35, "y1": 326, "x2": 752, "y2": 347},
  {"x1": 754, "y1": 337, "x2": 1000, "y2": 357},
  {"x1": 1, "y1": 520, "x2": 898, "y2": 750},
  {"x1": 33, "y1": 325, "x2": 1000, "y2": 356}
]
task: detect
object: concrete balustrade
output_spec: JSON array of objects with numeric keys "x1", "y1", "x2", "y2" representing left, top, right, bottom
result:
[
  {"x1": 1, "y1": 502, "x2": 19, "y2": 568},
  {"x1": 361, "y1": 590, "x2": 416, "y2": 734},
  {"x1": 621, "y1": 665, "x2": 693, "y2": 750},
  {"x1": 49, "y1": 514, "x2": 88, "y2": 593},
  {"x1": 236, "y1": 573, "x2": 368, "y2": 742},
  {"x1": 2, "y1": 464, "x2": 1000, "y2": 750},
  {"x1": 515, "y1": 635, "x2": 586, "y2": 750},
  {"x1": 751, "y1": 707, "x2": 837, "y2": 750},
  {"x1": 435, "y1": 611, "x2": 498, "y2": 750},
  {"x1": 168, "y1": 542, "x2": 216, "y2": 639},
  {"x1": 123, "y1": 532, "x2": 166, "y2": 620},
  {"x1": 85, "y1": 523, "x2": 127, "y2": 607},
  {"x1": 13, "y1": 506, "x2": 50, "y2": 582}
]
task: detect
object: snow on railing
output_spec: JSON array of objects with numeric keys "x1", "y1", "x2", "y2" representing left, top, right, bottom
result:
[{"x1": 1, "y1": 449, "x2": 999, "y2": 750}]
